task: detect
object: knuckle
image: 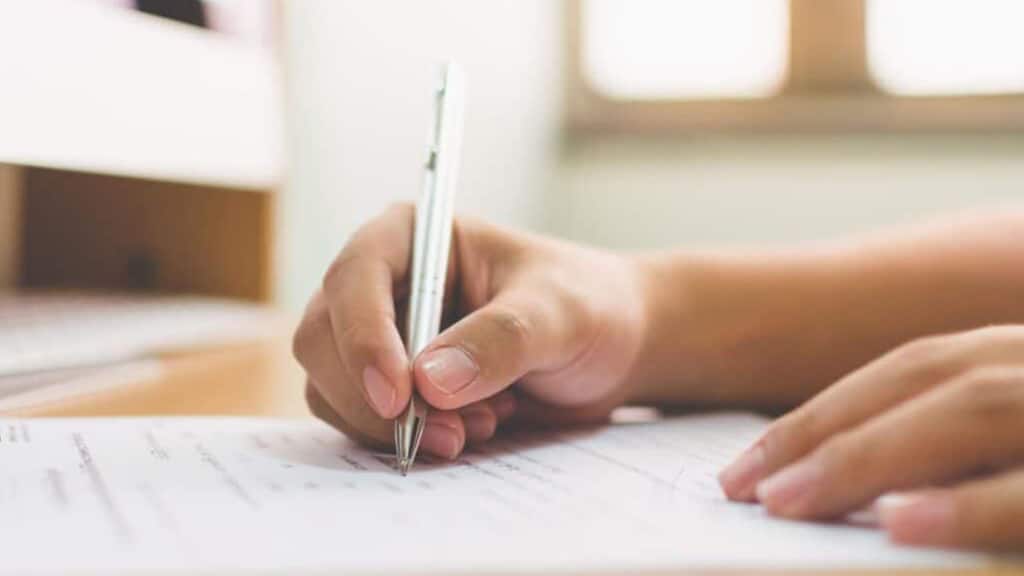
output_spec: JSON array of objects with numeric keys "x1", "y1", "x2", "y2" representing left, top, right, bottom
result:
[
  {"x1": 953, "y1": 367, "x2": 1024, "y2": 423},
  {"x1": 815, "y1": 433, "x2": 869, "y2": 479},
  {"x1": 375, "y1": 202, "x2": 416, "y2": 242},
  {"x1": 555, "y1": 283, "x2": 597, "y2": 336},
  {"x1": 964, "y1": 324, "x2": 1021, "y2": 342},
  {"x1": 763, "y1": 409, "x2": 820, "y2": 458},
  {"x1": 890, "y1": 334, "x2": 967, "y2": 386},
  {"x1": 455, "y1": 214, "x2": 495, "y2": 243},
  {"x1": 336, "y1": 319, "x2": 382, "y2": 360},
  {"x1": 460, "y1": 218, "x2": 526, "y2": 267},
  {"x1": 487, "y1": 306, "x2": 532, "y2": 349},
  {"x1": 322, "y1": 251, "x2": 367, "y2": 296},
  {"x1": 384, "y1": 201, "x2": 415, "y2": 218},
  {"x1": 322, "y1": 204, "x2": 414, "y2": 295},
  {"x1": 891, "y1": 334, "x2": 949, "y2": 367}
]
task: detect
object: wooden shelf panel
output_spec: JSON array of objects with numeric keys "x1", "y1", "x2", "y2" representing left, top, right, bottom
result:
[
  {"x1": 0, "y1": 0, "x2": 282, "y2": 189},
  {"x1": 21, "y1": 168, "x2": 275, "y2": 301}
]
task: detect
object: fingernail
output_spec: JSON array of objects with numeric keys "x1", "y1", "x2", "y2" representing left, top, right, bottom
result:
[
  {"x1": 756, "y1": 460, "x2": 823, "y2": 516},
  {"x1": 880, "y1": 494, "x2": 956, "y2": 546},
  {"x1": 718, "y1": 446, "x2": 765, "y2": 500},
  {"x1": 462, "y1": 406, "x2": 496, "y2": 441},
  {"x1": 419, "y1": 422, "x2": 462, "y2": 460},
  {"x1": 419, "y1": 347, "x2": 479, "y2": 396},
  {"x1": 362, "y1": 365, "x2": 396, "y2": 416}
]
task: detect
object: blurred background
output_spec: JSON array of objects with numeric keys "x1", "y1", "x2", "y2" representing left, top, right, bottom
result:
[
  {"x1": 2, "y1": 0, "x2": 1023, "y2": 317},
  {"x1": 279, "y1": 0, "x2": 1024, "y2": 310}
]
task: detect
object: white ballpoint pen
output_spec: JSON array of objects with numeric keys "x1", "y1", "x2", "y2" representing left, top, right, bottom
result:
[{"x1": 395, "y1": 62, "x2": 466, "y2": 475}]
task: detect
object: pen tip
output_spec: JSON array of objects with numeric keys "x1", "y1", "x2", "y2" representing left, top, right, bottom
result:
[{"x1": 397, "y1": 458, "x2": 411, "y2": 476}]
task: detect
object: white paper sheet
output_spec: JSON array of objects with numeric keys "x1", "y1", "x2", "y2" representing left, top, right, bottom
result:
[{"x1": 0, "y1": 413, "x2": 990, "y2": 575}]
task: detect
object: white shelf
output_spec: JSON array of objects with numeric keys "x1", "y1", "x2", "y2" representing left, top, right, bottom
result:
[{"x1": 0, "y1": 1, "x2": 282, "y2": 190}]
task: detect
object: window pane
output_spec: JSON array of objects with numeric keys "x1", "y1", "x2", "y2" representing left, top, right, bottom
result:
[
  {"x1": 581, "y1": 0, "x2": 789, "y2": 100},
  {"x1": 868, "y1": 0, "x2": 1024, "y2": 96}
]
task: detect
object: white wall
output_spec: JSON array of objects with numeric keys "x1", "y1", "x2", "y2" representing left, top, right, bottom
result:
[
  {"x1": 549, "y1": 134, "x2": 1024, "y2": 251},
  {"x1": 278, "y1": 1, "x2": 562, "y2": 310}
]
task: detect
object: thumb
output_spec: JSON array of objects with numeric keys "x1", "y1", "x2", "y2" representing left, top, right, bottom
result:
[{"x1": 412, "y1": 290, "x2": 579, "y2": 410}]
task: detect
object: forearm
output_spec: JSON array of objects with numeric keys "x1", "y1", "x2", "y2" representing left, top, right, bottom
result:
[{"x1": 628, "y1": 211, "x2": 1024, "y2": 410}]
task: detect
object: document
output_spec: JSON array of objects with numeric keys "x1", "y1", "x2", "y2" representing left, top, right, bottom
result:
[{"x1": 0, "y1": 412, "x2": 989, "y2": 575}]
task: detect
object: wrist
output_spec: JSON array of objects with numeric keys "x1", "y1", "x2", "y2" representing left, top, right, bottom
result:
[
  {"x1": 626, "y1": 247, "x2": 893, "y2": 411},
  {"x1": 625, "y1": 252, "x2": 716, "y2": 406},
  {"x1": 625, "y1": 250, "x2": 815, "y2": 410}
]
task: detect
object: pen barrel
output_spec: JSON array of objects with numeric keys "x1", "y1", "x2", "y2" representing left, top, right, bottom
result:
[
  {"x1": 406, "y1": 184, "x2": 454, "y2": 357},
  {"x1": 405, "y1": 63, "x2": 464, "y2": 359}
]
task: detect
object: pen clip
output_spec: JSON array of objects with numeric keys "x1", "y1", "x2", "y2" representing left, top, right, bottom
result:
[{"x1": 425, "y1": 67, "x2": 449, "y2": 171}]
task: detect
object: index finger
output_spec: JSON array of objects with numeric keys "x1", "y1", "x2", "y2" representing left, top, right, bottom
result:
[
  {"x1": 756, "y1": 366, "x2": 1024, "y2": 520},
  {"x1": 321, "y1": 204, "x2": 416, "y2": 419},
  {"x1": 720, "y1": 331, "x2": 1009, "y2": 501}
]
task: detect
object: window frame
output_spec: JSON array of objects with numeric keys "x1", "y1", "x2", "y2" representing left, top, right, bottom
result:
[{"x1": 566, "y1": 0, "x2": 1024, "y2": 133}]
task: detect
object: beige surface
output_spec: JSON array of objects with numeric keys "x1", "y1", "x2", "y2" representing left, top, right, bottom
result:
[
  {"x1": 7, "y1": 339, "x2": 308, "y2": 419},
  {"x1": 6, "y1": 338, "x2": 1021, "y2": 575}
]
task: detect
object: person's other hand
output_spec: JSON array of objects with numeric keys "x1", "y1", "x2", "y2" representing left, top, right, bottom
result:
[
  {"x1": 719, "y1": 326, "x2": 1024, "y2": 551},
  {"x1": 293, "y1": 204, "x2": 648, "y2": 461}
]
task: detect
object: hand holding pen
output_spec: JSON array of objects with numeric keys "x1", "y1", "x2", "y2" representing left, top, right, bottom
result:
[
  {"x1": 293, "y1": 200, "x2": 648, "y2": 463},
  {"x1": 291, "y1": 59, "x2": 650, "y2": 465}
]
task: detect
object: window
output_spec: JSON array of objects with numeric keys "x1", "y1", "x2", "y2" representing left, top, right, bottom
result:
[
  {"x1": 568, "y1": 0, "x2": 1024, "y2": 132},
  {"x1": 867, "y1": 0, "x2": 1024, "y2": 96},
  {"x1": 581, "y1": 0, "x2": 789, "y2": 100}
]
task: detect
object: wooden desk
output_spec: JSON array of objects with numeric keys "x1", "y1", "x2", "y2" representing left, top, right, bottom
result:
[
  {"x1": 5, "y1": 339, "x2": 1020, "y2": 575},
  {"x1": 7, "y1": 338, "x2": 309, "y2": 419}
]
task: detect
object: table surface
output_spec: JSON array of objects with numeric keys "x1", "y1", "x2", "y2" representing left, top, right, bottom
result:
[
  {"x1": 8, "y1": 338, "x2": 310, "y2": 419},
  {"x1": 5, "y1": 338, "x2": 1021, "y2": 576}
]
